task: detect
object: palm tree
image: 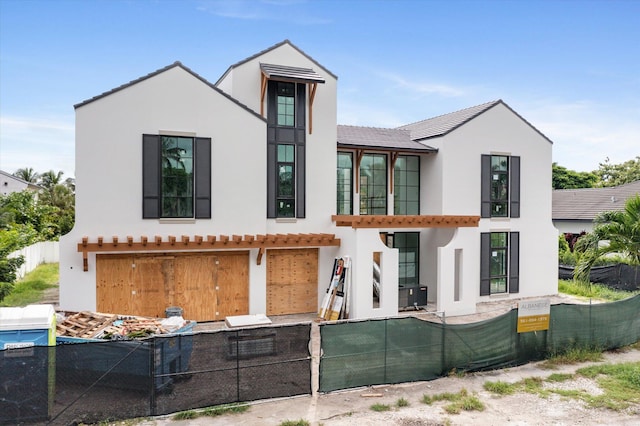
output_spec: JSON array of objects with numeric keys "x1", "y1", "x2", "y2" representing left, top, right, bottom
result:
[
  {"x1": 574, "y1": 194, "x2": 640, "y2": 282},
  {"x1": 38, "y1": 170, "x2": 64, "y2": 189},
  {"x1": 13, "y1": 167, "x2": 39, "y2": 183}
]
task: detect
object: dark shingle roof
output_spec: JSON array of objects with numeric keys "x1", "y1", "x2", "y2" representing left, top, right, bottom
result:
[
  {"x1": 552, "y1": 180, "x2": 640, "y2": 220},
  {"x1": 260, "y1": 63, "x2": 325, "y2": 83},
  {"x1": 337, "y1": 125, "x2": 437, "y2": 153},
  {"x1": 399, "y1": 99, "x2": 552, "y2": 144},
  {"x1": 74, "y1": 62, "x2": 265, "y2": 121}
]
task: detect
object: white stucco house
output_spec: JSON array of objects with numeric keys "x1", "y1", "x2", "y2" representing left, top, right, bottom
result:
[
  {"x1": 1, "y1": 170, "x2": 41, "y2": 196},
  {"x1": 59, "y1": 40, "x2": 558, "y2": 321}
]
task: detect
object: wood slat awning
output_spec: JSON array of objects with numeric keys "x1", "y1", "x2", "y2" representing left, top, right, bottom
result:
[
  {"x1": 77, "y1": 233, "x2": 340, "y2": 271},
  {"x1": 332, "y1": 215, "x2": 480, "y2": 228}
]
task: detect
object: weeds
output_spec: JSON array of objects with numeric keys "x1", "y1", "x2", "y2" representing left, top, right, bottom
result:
[
  {"x1": 279, "y1": 420, "x2": 310, "y2": 426},
  {"x1": 172, "y1": 403, "x2": 249, "y2": 421},
  {"x1": 422, "y1": 388, "x2": 484, "y2": 414},
  {"x1": 370, "y1": 403, "x2": 391, "y2": 412},
  {"x1": 396, "y1": 397, "x2": 410, "y2": 407},
  {"x1": 540, "y1": 346, "x2": 604, "y2": 369},
  {"x1": 483, "y1": 380, "x2": 515, "y2": 395}
]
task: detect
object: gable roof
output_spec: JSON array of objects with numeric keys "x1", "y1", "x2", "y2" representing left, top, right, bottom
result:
[
  {"x1": 552, "y1": 180, "x2": 640, "y2": 221},
  {"x1": 0, "y1": 170, "x2": 42, "y2": 190},
  {"x1": 74, "y1": 62, "x2": 265, "y2": 121},
  {"x1": 215, "y1": 39, "x2": 337, "y2": 86},
  {"x1": 399, "y1": 99, "x2": 553, "y2": 144},
  {"x1": 337, "y1": 125, "x2": 437, "y2": 153}
]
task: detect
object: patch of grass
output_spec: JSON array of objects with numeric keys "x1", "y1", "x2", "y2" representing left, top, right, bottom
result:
[
  {"x1": 172, "y1": 403, "x2": 249, "y2": 421},
  {"x1": 540, "y1": 346, "x2": 604, "y2": 369},
  {"x1": 370, "y1": 403, "x2": 391, "y2": 412},
  {"x1": 422, "y1": 394, "x2": 434, "y2": 405},
  {"x1": 202, "y1": 403, "x2": 249, "y2": 417},
  {"x1": 279, "y1": 420, "x2": 310, "y2": 426},
  {"x1": 558, "y1": 279, "x2": 639, "y2": 301},
  {"x1": 546, "y1": 373, "x2": 573, "y2": 382},
  {"x1": 522, "y1": 377, "x2": 545, "y2": 394},
  {"x1": 572, "y1": 362, "x2": 640, "y2": 410},
  {"x1": 396, "y1": 397, "x2": 410, "y2": 407},
  {"x1": 173, "y1": 410, "x2": 198, "y2": 420},
  {"x1": 0, "y1": 263, "x2": 58, "y2": 307},
  {"x1": 422, "y1": 388, "x2": 484, "y2": 415},
  {"x1": 483, "y1": 380, "x2": 516, "y2": 395}
]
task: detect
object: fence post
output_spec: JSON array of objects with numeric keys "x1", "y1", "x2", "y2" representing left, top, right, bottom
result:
[
  {"x1": 149, "y1": 338, "x2": 156, "y2": 416},
  {"x1": 441, "y1": 312, "x2": 446, "y2": 374},
  {"x1": 383, "y1": 319, "x2": 388, "y2": 384}
]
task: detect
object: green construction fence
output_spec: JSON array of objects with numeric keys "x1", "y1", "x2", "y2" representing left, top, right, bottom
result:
[{"x1": 319, "y1": 295, "x2": 640, "y2": 392}]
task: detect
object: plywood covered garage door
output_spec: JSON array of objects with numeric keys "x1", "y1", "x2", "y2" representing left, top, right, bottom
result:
[
  {"x1": 266, "y1": 248, "x2": 318, "y2": 315},
  {"x1": 96, "y1": 251, "x2": 249, "y2": 322}
]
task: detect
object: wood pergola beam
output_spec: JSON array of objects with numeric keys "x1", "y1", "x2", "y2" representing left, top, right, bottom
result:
[
  {"x1": 77, "y1": 233, "x2": 341, "y2": 271},
  {"x1": 331, "y1": 215, "x2": 480, "y2": 229}
]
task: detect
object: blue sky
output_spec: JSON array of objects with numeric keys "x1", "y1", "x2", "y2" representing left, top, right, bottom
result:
[{"x1": 1, "y1": 0, "x2": 638, "y2": 178}]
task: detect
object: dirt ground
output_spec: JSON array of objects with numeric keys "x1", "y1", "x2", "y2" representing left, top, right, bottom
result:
[{"x1": 139, "y1": 347, "x2": 640, "y2": 426}]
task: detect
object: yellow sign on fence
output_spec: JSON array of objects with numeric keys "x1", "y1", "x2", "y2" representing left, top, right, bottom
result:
[{"x1": 517, "y1": 298, "x2": 550, "y2": 333}]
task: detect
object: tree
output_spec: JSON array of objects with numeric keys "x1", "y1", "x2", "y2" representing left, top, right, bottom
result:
[
  {"x1": 13, "y1": 167, "x2": 39, "y2": 183},
  {"x1": 552, "y1": 163, "x2": 598, "y2": 189},
  {"x1": 38, "y1": 169, "x2": 64, "y2": 189},
  {"x1": 595, "y1": 156, "x2": 640, "y2": 187},
  {"x1": 573, "y1": 194, "x2": 640, "y2": 282}
]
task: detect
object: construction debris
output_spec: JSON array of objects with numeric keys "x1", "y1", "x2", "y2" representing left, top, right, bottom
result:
[{"x1": 56, "y1": 311, "x2": 190, "y2": 340}]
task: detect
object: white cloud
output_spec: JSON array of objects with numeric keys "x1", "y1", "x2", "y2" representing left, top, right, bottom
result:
[
  {"x1": 522, "y1": 100, "x2": 640, "y2": 172},
  {"x1": 197, "y1": 0, "x2": 331, "y2": 24},
  {"x1": 378, "y1": 71, "x2": 467, "y2": 98},
  {"x1": 0, "y1": 115, "x2": 75, "y2": 177}
]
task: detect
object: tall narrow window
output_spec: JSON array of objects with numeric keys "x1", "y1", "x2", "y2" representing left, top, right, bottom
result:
[
  {"x1": 394, "y1": 155, "x2": 420, "y2": 215},
  {"x1": 489, "y1": 232, "x2": 508, "y2": 293},
  {"x1": 276, "y1": 82, "x2": 295, "y2": 126},
  {"x1": 491, "y1": 156, "x2": 509, "y2": 217},
  {"x1": 161, "y1": 136, "x2": 194, "y2": 218},
  {"x1": 480, "y1": 231, "x2": 519, "y2": 295},
  {"x1": 337, "y1": 152, "x2": 353, "y2": 215},
  {"x1": 360, "y1": 153, "x2": 387, "y2": 215},
  {"x1": 481, "y1": 154, "x2": 520, "y2": 218},
  {"x1": 277, "y1": 144, "x2": 295, "y2": 217},
  {"x1": 393, "y1": 232, "x2": 420, "y2": 288}
]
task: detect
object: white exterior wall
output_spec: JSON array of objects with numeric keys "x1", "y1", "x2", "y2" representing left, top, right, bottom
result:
[
  {"x1": 217, "y1": 43, "x2": 340, "y2": 309},
  {"x1": 60, "y1": 43, "x2": 341, "y2": 316},
  {"x1": 432, "y1": 104, "x2": 557, "y2": 316},
  {"x1": 554, "y1": 220, "x2": 593, "y2": 235},
  {"x1": 59, "y1": 66, "x2": 267, "y2": 312},
  {"x1": 1, "y1": 173, "x2": 28, "y2": 195}
]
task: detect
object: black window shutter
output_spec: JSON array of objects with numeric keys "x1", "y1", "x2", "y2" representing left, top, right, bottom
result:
[
  {"x1": 480, "y1": 232, "x2": 491, "y2": 296},
  {"x1": 142, "y1": 134, "x2": 161, "y2": 218},
  {"x1": 481, "y1": 154, "x2": 491, "y2": 218},
  {"x1": 509, "y1": 232, "x2": 520, "y2": 293},
  {"x1": 510, "y1": 156, "x2": 520, "y2": 218},
  {"x1": 194, "y1": 137, "x2": 211, "y2": 219},
  {"x1": 296, "y1": 144, "x2": 306, "y2": 218}
]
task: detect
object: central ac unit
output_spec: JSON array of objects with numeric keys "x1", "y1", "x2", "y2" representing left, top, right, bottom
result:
[{"x1": 398, "y1": 286, "x2": 427, "y2": 309}]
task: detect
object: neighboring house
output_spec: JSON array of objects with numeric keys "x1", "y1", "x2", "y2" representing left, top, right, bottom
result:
[
  {"x1": 59, "y1": 40, "x2": 557, "y2": 321},
  {"x1": 0, "y1": 169, "x2": 41, "y2": 196},
  {"x1": 553, "y1": 180, "x2": 640, "y2": 234}
]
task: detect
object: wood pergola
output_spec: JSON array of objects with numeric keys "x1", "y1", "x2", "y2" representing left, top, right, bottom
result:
[
  {"x1": 332, "y1": 215, "x2": 480, "y2": 228},
  {"x1": 77, "y1": 233, "x2": 341, "y2": 271}
]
